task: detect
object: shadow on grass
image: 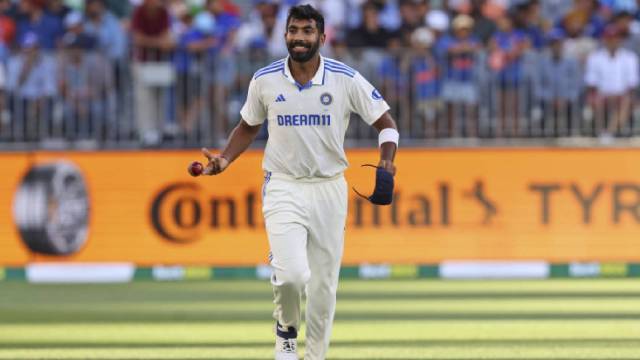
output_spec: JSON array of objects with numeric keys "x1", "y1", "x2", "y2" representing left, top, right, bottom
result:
[
  {"x1": 3, "y1": 311, "x2": 640, "y2": 324},
  {"x1": 1, "y1": 338, "x2": 639, "y2": 349}
]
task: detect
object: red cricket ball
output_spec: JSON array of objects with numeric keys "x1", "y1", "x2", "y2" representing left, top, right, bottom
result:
[{"x1": 188, "y1": 161, "x2": 203, "y2": 177}]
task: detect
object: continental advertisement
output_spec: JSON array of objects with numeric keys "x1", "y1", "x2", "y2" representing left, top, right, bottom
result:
[{"x1": 2, "y1": 148, "x2": 640, "y2": 266}]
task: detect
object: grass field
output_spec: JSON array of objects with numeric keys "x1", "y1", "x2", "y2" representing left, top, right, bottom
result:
[{"x1": 1, "y1": 279, "x2": 640, "y2": 359}]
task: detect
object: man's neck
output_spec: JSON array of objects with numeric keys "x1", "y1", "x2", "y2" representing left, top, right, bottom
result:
[{"x1": 289, "y1": 55, "x2": 320, "y2": 85}]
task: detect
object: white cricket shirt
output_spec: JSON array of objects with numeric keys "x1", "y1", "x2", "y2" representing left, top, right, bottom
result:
[
  {"x1": 585, "y1": 47, "x2": 639, "y2": 96},
  {"x1": 240, "y1": 55, "x2": 390, "y2": 179}
]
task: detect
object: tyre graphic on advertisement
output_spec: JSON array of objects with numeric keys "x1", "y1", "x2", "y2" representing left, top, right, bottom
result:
[{"x1": 13, "y1": 161, "x2": 90, "y2": 255}]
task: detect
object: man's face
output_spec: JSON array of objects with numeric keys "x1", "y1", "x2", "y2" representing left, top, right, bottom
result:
[
  {"x1": 0, "y1": 0, "x2": 10, "y2": 12},
  {"x1": 455, "y1": 27, "x2": 471, "y2": 39},
  {"x1": 86, "y1": 1, "x2": 103, "y2": 17},
  {"x1": 605, "y1": 36, "x2": 622, "y2": 51},
  {"x1": 285, "y1": 18, "x2": 324, "y2": 63},
  {"x1": 207, "y1": 0, "x2": 223, "y2": 14}
]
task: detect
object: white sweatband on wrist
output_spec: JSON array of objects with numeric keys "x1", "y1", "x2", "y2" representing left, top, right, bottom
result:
[{"x1": 378, "y1": 128, "x2": 399, "y2": 147}]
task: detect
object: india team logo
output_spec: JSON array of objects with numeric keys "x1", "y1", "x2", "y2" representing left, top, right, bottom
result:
[{"x1": 320, "y1": 92, "x2": 333, "y2": 105}]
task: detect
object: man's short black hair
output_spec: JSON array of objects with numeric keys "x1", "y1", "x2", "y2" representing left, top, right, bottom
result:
[{"x1": 286, "y1": 4, "x2": 324, "y2": 34}]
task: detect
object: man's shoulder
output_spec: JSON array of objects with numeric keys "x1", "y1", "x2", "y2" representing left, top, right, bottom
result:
[
  {"x1": 323, "y1": 57, "x2": 358, "y2": 79},
  {"x1": 252, "y1": 58, "x2": 286, "y2": 81},
  {"x1": 587, "y1": 48, "x2": 608, "y2": 61},
  {"x1": 618, "y1": 47, "x2": 639, "y2": 61}
]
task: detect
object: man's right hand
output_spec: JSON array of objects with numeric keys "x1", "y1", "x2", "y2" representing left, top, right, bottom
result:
[{"x1": 202, "y1": 148, "x2": 230, "y2": 175}]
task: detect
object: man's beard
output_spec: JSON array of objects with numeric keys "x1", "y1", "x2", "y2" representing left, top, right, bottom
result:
[{"x1": 287, "y1": 39, "x2": 320, "y2": 62}]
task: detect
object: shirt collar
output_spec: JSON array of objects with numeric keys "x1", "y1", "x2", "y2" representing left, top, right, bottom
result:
[{"x1": 283, "y1": 55, "x2": 325, "y2": 89}]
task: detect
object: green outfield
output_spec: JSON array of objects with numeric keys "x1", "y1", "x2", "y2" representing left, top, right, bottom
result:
[{"x1": 1, "y1": 279, "x2": 639, "y2": 359}]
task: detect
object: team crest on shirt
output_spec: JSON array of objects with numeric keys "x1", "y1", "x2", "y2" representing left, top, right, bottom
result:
[
  {"x1": 372, "y1": 89, "x2": 383, "y2": 100},
  {"x1": 320, "y1": 92, "x2": 333, "y2": 106}
]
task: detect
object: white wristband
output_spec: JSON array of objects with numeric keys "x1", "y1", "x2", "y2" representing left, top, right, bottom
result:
[{"x1": 378, "y1": 128, "x2": 399, "y2": 147}]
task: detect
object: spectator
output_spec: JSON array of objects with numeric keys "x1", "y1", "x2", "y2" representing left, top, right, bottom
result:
[
  {"x1": 130, "y1": 0, "x2": 174, "y2": 146},
  {"x1": 437, "y1": 14, "x2": 481, "y2": 137},
  {"x1": 378, "y1": 0, "x2": 402, "y2": 31},
  {"x1": 46, "y1": 0, "x2": 71, "y2": 21},
  {"x1": 104, "y1": 0, "x2": 132, "y2": 18},
  {"x1": 84, "y1": 0, "x2": 128, "y2": 63},
  {"x1": 347, "y1": 1, "x2": 396, "y2": 49},
  {"x1": 305, "y1": 0, "x2": 347, "y2": 31},
  {"x1": 600, "y1": 0, "x2": 637, "y2": 14},
  {"x1": 84, "y1": 0, "x2": 128, "y2": 128},
  {"x1": 425, "y1": 8, "x2": 449, "y2": 41},
  {"x1": 470, "y1": 0, "x2": 497, "y2": 44},
  {"x1": 6, "y1": 33, "x2": 57, "y2": 140},
  {"x1": 562, "y1": 9, "x2": 599, "y2": 63},
  {"x1": 236, "y1": 0, "x2": 279, "y2": 54},
  {"x1": 330, "y1": 34, "x2": 357, "y2": 65},
  {"x1": 489, "y1": 15, "x2": 530, "y2": 136},
  {"x1": 174, "y1": 11, "x2": 216, "y2": 135},
  {"x1": 541, "y1": 0, "x2": 574, "y2": 25},
  {"x1": 15, "y1": 0, "x2": 64, "y2": 51},
  {"x1": 611, "y1": 10, "x2": 640, "y2": 55},
  {"x1": 0, "y1": 0, "x2": 17, "y2": 17},
  {"x1": 0, "y1": 0, "x2": 15, "y2": 62},
  {"x1": 585, "y1": 25, "x2": 639, "y2": 139},
  {"x1": 561, "y1": 0, "x2": 607, "y2": 38},
  {"x1": 415, "y1": 0, "x2": 429, "y2": 20},
  {"x1": 198, "y1": 0, "x2": 241, "y2": 139},
  {"x1": 532, "y1": 29, "x2": 582, "y2": 135},
  {"x1": 512, "y1": 0, "x2": 546, "y2": 49},
  {"x1": 62, "y1": 11, "x2": 97, "y2": 50},
  {"x1": 409, "y1": 27, "x2": 440, "y2": 138},
  {"x1": 58, "y1": 31, "x2": 114, "y2": 140},
  {"x1": 397, "y1": 0, "x2": 423, "y2": 45},
  {"x1": 379, "y1": 37, "x2": 409, "y2": 132}
]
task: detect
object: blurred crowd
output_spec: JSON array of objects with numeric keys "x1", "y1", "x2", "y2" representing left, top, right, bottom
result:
[{"x1": 2, "y1": 0, "x2": 640, "y2": 147}]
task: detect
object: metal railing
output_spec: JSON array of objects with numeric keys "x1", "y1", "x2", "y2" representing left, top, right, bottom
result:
[{"x1": 1, "y1": 46, "x2": 639, "y2": 150}]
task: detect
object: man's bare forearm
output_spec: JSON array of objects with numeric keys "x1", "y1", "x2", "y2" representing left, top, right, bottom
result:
[
  {"x1": 220, "y1": 120, "x2": 262, "y2": 163},
  {"x1": 380, "y1": 142, "x2": 396, "y2": 162}
]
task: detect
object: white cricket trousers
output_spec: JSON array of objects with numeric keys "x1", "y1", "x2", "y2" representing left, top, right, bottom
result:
[{"x1": 262, "y1": 171, "x2": 348, "y2": 360}]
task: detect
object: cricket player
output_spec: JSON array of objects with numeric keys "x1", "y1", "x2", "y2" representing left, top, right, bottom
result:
[{"x1": 200, "y1": 5, "x2": 398, "y2": 359}]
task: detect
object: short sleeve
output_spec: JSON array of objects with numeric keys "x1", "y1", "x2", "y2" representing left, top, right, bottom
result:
[
  {"x1": 348, "y1": 72, "x2": 390, "y2": 125},
  {"x1": 240, "y1": 78, "x2": 267, "y2": 126}
]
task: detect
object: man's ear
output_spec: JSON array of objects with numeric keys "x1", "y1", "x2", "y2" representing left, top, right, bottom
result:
[{"x1": 320, "y1": 33, "x2": 326, "y2": 46}]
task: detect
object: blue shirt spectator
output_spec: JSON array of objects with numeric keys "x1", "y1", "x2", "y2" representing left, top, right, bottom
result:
[
  {"x1": 175, "y1": 29, "x2": 204, "y2": 73},
  {"x1": 412, "y1": 57, "x2": 439, "y2": 100},
  {"x1": 174, "y1": 13, "x2": 216, "y2": 74},
  {"x1": 489, "y1": 17, "x2": 530, "y2": 86},
  {"x1": 436, "y1": 34, "x2": 481, "y2": 82},
  {"x1": 534, "y1": 51, "x2": 582, "y2": 103},
  {"x1": 211, "y1": 11, "x2": 241, "y2": 53},
  {"x1": 84, "y1": 0, "x2": 128, "y2": 62},
  {"x1": 15, "y1": 2, "x2": 64, "y2": 51},
  {"x1": 198, "y1": 0, "x2": 241, "y2": 55},
  {"x1": 6, "y1": 33, "x2": 57, "y2": 99},
  {"x1": 533, "y1": 29, "x2": 581, "y2": 103}
]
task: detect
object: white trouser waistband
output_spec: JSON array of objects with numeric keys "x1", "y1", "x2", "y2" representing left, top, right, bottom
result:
[{"x1": 265, "y1": 171, "x2": 344, "y2": 183}]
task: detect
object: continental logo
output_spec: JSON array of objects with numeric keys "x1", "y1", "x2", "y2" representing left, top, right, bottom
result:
[
  {"x1": 150, "y1": 183, "x2": 261, "y2": 243},
  {"x1": 149, "y1": 181, "x2": 467, "y2": 243},
  {"x1": 12, "y1": 161, "x2": 90, "y2": 255}
]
